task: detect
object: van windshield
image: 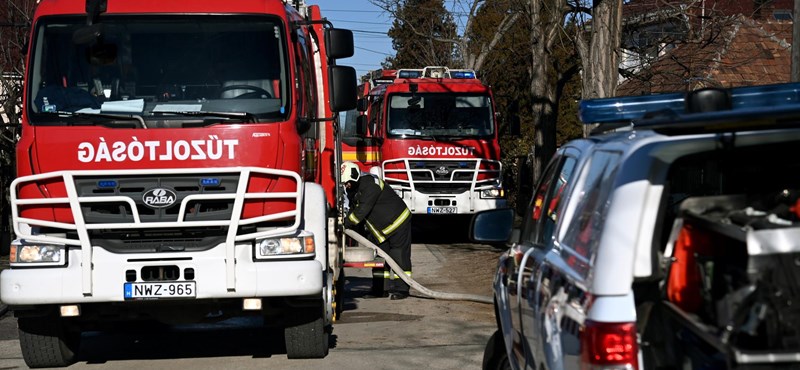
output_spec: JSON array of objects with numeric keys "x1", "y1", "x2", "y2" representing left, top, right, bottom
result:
[
  {"x1": 27, "y1": 15, "x2": 289, "y2": 126},
  {"x1": 387, "y1": 93, "x2": 494, "y2": 138}
]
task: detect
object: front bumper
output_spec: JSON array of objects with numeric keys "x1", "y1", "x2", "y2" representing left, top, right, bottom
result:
[{"x1": 1, "y1": 245, "x2": 322, "y2": 305}]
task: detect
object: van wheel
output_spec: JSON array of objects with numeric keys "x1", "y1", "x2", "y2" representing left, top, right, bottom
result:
[
  {"x1": 18, "y1": 316, "x2": 81, "y2": 368},
  {"x1": 483, "y1": 329, "x2": 511, "y2": 370},
  {"x1": 284, "y1": 307, "x2": 329, "y2": 359}
]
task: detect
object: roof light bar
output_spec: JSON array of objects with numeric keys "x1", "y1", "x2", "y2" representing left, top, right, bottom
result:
[
  {"x1": 395, "y1": 66, "x2": 477, "y2": 80},
  {"x1": 579, "y1": 82, "x2": 800, "y2": 125}
]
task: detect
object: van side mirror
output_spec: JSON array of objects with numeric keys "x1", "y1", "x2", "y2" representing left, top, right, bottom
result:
[
  {"x1": 470, "y1": 208, "x2": 515, "y2": 243},
  {"x1": 326, "y1": 28, "x2": 354, "y2": 60},
  {"x1": 328, "y1": 65, "x2": 357, "y2": 112},
  {"x1": 356, "y1": 115, "x2": 369, "y2": 137}
]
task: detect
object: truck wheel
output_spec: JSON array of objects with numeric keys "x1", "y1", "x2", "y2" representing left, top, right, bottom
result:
[
  {"x1": 18, "y1": 316, "x2": 80, "y2": 368},
  {"x1": 371, "y1": 267, "x2": 386, "y2": 297},
  {"x1": 284, "y1": 307, "x2": 329, "y2": 359}
]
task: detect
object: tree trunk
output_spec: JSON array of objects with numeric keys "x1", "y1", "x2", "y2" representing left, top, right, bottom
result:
[
  {"x1": 529, "y1": 0, "x2": 562, "y2": 184},
  {"x1": 581, "y1": 0, "x2": 622, "y2": 136}
]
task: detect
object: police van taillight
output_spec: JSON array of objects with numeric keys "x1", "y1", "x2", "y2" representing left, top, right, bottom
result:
[{"x1": 580, "y1": 320, "x2": 638, "y2": 370}]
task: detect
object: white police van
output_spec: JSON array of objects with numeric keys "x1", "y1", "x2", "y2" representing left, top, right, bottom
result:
[{"x1": 475, "y1": 82, "x2": 800, "y2": 370}]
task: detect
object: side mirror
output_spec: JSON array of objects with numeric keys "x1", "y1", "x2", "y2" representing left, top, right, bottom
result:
[
  {"x1": 329, "y1": 65, "x2": 357, "y2": 112},
  {"x1": 326, "y1": 28, "x2": 354, "y2": 60},
  {"x1": 469, "y1": 208, "x2": 515, "y2": 243},
  {"x1": 356, "y1": 97, "x2": 369, "y2": 112},
  {"x1": 356, "y1": 115, "x2": 369, "y2": 137}
]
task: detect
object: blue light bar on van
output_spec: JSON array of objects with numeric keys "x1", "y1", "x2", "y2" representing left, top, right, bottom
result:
[{"x1": 579, "y1": 82, "x2": 800, "y2": 124}]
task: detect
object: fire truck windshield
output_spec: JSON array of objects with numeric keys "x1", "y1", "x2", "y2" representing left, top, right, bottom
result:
[
  {"x1": 387, "y1": 93, "x2": 494, "y2": 138},
  {"x1": 27, "y1": 15, "x2": 289, "y2": 126}
]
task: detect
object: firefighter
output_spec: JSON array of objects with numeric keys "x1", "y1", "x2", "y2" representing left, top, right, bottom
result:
[{"x1": 341, "y1": 161, "x2": 412, "y2": 300}]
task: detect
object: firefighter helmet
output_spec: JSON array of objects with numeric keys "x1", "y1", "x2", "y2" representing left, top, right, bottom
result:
[{"x1": 340, "y1": 161, "x2": 361, "y2": 184}]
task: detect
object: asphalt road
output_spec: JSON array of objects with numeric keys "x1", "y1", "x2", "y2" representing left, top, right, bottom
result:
[{"x1": 0, "y1": 233, "x2": 502, "y2": 369}]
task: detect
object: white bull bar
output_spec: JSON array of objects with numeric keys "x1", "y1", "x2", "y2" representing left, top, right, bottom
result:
[
  {"x1": 10, "y1": 167, "x2": 302, "y2": 296},
  {"x1": 381, "y1": 157, "x2": 502, "y2": 213}
]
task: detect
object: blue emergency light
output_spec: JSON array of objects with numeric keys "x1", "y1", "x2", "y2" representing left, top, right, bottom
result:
[
  {"x1": 450, "y1": 71, "x2": 476, "y2": 79},
  {"x1": 200, "y1": 178, "x2": 221, "y2": 186},
  {"x1": 579, "y1": 82, "x2": 800, "y2": 125},
  {"x1": 398, "y1": 70, "x2": 423, "y2": 79},
  {"x1": 97, "y1": 180, "x2": 118, "y2": 188}
]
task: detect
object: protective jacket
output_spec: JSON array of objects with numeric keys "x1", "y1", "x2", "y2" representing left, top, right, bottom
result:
[{"x1": 345, "y1": 175, "x2": 411, "y2": 243}]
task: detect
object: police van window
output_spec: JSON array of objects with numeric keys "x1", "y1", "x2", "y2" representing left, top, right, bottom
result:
[
  {"x1": 537, "y1": 156, "x2": 577, "y2": 245},
  {"x1": 560, "y1": 150, "x2": 622, "y2": 275},
  {"x1": 521, "y1": 155, "x2": 578, "y2": 246}
]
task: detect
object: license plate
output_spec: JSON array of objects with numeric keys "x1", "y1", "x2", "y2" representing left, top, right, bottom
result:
[
  {"x1": 427, "y1": 207, "x2": 457, "y2": 214},
  {"x1": 124, "y1": 282, "x2": 196, "y2": 300}
]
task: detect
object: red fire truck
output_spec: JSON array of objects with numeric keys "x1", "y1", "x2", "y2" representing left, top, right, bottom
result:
[
  {"x1": 0, "y1": 0, "x2": 356, "y2": 367},
  {"x1": 341, "y1": 69, "x2": 396, "y2": 169},
  {"x1": 347, "y1": 66, "x2": 506, "y2": 216}
]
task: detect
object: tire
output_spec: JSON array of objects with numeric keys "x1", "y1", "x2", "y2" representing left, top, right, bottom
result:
[
  {"x1": 17, "y1": 316, "x2": 80, "y2": 368},
  {"x1": 371, "y1": 267, "x2": 387, "y2": 297},
  {"x1": 284, "y1": 307, "x2": 329, "y2": 359},
  {"x1": 483, "y1": 329, "x2": 511, "y2": 370}
]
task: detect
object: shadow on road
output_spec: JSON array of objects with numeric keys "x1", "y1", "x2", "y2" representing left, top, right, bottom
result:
[
  {"x1": 411, "y1": 215, "x2": 474, "y2": 244},
  {"x1": 75, "y1": 318, "x2": 337, "y2": 363}
]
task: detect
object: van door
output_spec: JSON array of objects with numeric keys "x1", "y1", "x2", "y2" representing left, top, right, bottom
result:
[{"x1": 517, "y1": 153, "x2": 580, "y2": 369}]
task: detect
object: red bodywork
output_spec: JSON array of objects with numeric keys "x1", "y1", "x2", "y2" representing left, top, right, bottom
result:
[
  {"x1": 18, "y1": 0, "x2": 338, "y2": 222},
  {"x1": 348, "y1": 73, "x2": 501, "y2": 177}
]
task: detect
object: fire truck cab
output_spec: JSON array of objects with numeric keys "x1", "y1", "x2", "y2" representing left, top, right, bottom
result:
[{"x1": 348, "y1": 66, "x2": 506, "y2": 216}]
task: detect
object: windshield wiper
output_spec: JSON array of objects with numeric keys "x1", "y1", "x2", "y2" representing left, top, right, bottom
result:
[
  {"x1": 156, "y1": 111, "x2": 258, "y2": 123},
  {"x1": 40, "y1": 111, "x2": 147, "y2": 128}
]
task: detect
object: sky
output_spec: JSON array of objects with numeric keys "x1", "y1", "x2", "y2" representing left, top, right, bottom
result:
[{"x1": 313, "y1": 0, "x2": 396, "y2": 78}]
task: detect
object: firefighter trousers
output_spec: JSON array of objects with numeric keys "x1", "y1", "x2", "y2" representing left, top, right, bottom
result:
[{"x1": 379, "y1": 219, "x2": 412, "y2": 294}]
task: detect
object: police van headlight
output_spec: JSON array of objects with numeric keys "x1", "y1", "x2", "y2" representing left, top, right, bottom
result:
[
  {"x1": 480, "y1": 187, "x2": 505, "y2": 199},
  {"x1": 254, "y1": 233, "x2": 315, "y2": 259},
  {"x1": 10, "y1": 241, "x2": 66, "y2": 267}
]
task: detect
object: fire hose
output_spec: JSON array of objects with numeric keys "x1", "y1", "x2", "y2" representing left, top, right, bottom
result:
[{"x1": 344, "y1": 229, "x2": 493, "y2": 305}]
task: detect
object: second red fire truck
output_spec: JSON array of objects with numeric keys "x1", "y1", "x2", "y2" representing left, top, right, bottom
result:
[{"x1": 344, "y1": 66, "x2": 506, "y2": 216}]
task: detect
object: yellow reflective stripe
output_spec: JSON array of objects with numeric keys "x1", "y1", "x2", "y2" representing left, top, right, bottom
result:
[
  {"x1": 384, "y1": 271, "x2": 412, "y2": 279},
  {"x1": 381, "y1": 208, "x2": 410, "y2": 235},
  {"x1": 348, "y1": 213, "x2": 360, "y2": 224},
  {"x1": 342, "y1": 151, "x2": 381, "y2": 161},
  {"x1": 377, "y1": 178, "x2": 384, "y2": 190},
  {"x1": 365, "y1": 221, "x2": 386, "y2": 243}
]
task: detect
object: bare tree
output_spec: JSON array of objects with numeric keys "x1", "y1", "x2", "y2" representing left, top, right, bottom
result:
[
  {"x1": 370, "y1": 0, "x2": 521, "y2": 71},
  {"x1": 0, "y1": 0, "x2": 35, "y2": 253},
  {"x1": 575, "y1": 0, "x2": 622, "y2": 136}
]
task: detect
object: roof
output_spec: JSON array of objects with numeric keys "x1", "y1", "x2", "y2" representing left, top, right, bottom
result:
[{"x1": 618, "y1": 16, "x2": 792, "y2": 95}]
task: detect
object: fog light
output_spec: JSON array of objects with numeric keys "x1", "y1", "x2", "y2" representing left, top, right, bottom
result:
[
  {"x1": 60, "y1": 305, "x2": 80, "y2": 317},
  {"x1": 243, "y1": 298, "x2": 262, "y2": 310}
]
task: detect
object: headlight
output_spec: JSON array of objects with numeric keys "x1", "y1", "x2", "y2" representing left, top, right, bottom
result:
[
  {"x1": 480, "y1": 188, "x2": 505, "y2": 199},
  {"x1": 254, "y1": 233, "x2": 315, "y2": 259},
  {"x1": 10, "y1": 241, "x2": 66, "y2": 267}
]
